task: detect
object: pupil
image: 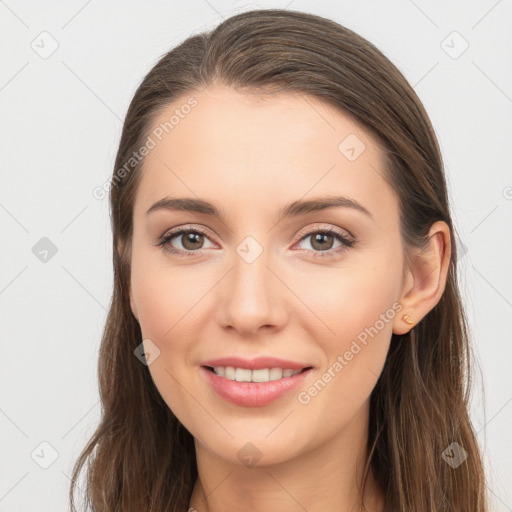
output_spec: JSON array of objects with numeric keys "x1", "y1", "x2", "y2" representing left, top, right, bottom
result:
[
  {"x1": 183, "y1": 233, "x2": 202, "y2": 249},
  {"x1": 312, "y1": 233, "x2": 332, "y2": 251}
]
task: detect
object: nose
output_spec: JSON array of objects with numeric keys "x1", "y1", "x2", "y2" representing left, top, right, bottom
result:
[{"x1": 216, "y1": 247, "x2": 288, "y2": 336}]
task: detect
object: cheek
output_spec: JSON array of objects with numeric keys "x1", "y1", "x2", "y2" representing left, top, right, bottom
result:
[
  {"x1": 131, "y1": 243, "x2": 208, "y2": 342},
  {"x1": 131, "y1": 254, "x2": 208, "y2": 430},
  {"x1": 290, "y1": 253, "x2": 401, "y2": 411},
  {"x1": 291, "y1": 250, "x2": 402, "y2": 342}
]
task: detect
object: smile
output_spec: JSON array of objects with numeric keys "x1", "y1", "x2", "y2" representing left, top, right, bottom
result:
[
  {"x1": 200, "y1": 365, "x2": 314, "y2": 407},
  {"x1": 207, "y1": 366, "x2": 308, "y2": 382}
]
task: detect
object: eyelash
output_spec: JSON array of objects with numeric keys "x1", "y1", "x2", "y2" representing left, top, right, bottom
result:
[{"x1": 155, "y1": 225, "x2": 355, "y2": 259}]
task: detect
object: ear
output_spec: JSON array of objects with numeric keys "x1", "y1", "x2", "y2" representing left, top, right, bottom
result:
[{"x1": 393, "y1": 221, "x2": 451, "y2": 335}]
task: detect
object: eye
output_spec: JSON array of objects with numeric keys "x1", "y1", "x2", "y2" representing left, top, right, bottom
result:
[
  {"x1": 293, "y1": 227, "x2": 355, "y2": 259},
  {"x1": 156, "y1": 226, "x2": 216, "y2": 256},
  {"x1": 155, "y1": 224, "x2": 355, "y2": 259}
]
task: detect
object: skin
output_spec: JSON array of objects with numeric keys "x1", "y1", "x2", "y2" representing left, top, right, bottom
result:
[{"x1": 128, "y1": 85, "x2": 451, "y2": 512}]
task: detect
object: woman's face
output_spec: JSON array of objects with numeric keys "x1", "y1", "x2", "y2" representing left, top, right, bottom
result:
[{"x1": 129, "y1": 85, "x2": 408, "y2": 466}]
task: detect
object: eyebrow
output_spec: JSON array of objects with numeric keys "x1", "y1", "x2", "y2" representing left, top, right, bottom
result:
[{"x1": 145, "y1": 195, "x2": 373, "y2": 222}]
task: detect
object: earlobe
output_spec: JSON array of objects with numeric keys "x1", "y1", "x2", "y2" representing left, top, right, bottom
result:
[{"x1": 393, "y1": 221, "x2": 451, "y2": 335}]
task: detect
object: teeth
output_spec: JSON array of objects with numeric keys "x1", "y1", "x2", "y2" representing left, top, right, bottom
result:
[
  {"x1": 212, "y1": 366, "x2": 302, "y2": 383},
  {"x1": 253, "y1": 369, "x2": 270, "y2": 382},
  {"x1": 235, "y1": 368, "x2": 251, "y2": 382},
  {"x1": 269, "y1": 368, "x2": 282, "y2": 381}
]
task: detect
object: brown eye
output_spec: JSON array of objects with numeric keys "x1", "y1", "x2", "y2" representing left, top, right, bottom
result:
[
  {"x1": 156, "y1": 227, "x2": 215, "y2": 256},
  {"x1": 310, "y1": 232, "x2": 335, "y2": 251},
  {"x1": 180, "y1": 231, "x2": 205, "y2": 250},
  {"x1": 295, "y1": 228, "x2": 355, "y2": 259}
]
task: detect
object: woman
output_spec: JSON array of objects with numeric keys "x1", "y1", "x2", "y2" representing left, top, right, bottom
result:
[{"x1": 69, "y1": 8, "x2": 488, "y2": 511}]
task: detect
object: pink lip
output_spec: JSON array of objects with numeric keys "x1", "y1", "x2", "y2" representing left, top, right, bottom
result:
[
  {"x1": 199, "y1": 366, "x2": 314, "y2": 407},
  {"x1": 201, "y1": 356, "x2": 311, "y2": 371}
]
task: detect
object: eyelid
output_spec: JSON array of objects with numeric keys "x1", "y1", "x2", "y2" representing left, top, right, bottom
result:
[
  {"x1": 156, "y1": 223, "x2": 355, "y2": 257},
  {"x1": 291, "y1": 224, "x2": 355, "y2": 258},
  {"x1": 294, "y1": 223, "x2": 353, "y2": 241},
  {"x1": 158, "y1": 223, "x2": 352, "y2": 243},
  {"x1": 156, "y1": 224, "x2": 217, "y2": 249}
]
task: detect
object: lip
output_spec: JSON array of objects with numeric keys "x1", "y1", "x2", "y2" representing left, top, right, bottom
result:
[
  {"x1": 201, "y1": 356, "x2": 312, "y2": 371},
  {"x1": 199, "y1": 365, "x2": 314, "y2": 407}
]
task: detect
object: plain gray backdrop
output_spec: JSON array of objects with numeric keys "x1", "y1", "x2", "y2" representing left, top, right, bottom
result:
[{"x1": 1, "y1": 0, "x2": 511, "y2": 510}]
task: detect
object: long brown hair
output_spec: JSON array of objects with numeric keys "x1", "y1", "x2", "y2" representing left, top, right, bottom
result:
[{"x1": 70, "y1": 9, "x2": 488, "y2": 511}]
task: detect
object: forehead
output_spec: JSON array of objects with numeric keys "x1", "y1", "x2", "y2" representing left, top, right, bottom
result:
[{"x1": 134, "y1": 85, "x2": 396, "y2": 223}]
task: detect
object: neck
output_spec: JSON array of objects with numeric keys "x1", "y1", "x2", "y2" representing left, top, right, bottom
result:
[{"x1": 188, "y1": 400, "x2": 385, "y2": 512}]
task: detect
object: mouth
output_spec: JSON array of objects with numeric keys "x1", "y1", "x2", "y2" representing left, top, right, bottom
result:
[
  {"x1": 199, "y1": 365, "x2": 315, "y2": 407},
  {"x1": 202, "y1": 365, "x2": 314, "y2": 383}
]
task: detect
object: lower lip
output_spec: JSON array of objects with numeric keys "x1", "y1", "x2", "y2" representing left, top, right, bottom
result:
[{"x1": 200, "y1": 366, "x2": 313, "y2": 407}]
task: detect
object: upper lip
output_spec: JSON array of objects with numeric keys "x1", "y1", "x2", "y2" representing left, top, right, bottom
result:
[{"x1": 201, "y1": 356, "x2": 313, "y2": 371}]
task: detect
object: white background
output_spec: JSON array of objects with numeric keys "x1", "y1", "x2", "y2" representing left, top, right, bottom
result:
[{"x1": 0, "y1": 0, "x2": 511, "y2": 510}]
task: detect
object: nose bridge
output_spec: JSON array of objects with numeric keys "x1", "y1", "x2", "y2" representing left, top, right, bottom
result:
[{"x1": 217, "y1": 237, "x2": 286, "y2": 333}]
